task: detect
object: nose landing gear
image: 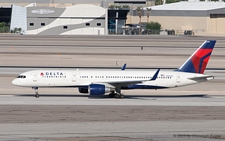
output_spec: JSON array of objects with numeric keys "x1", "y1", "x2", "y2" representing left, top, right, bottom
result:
[{"x1": 32, "y1": 87, "x2": 39, "y2": 98}]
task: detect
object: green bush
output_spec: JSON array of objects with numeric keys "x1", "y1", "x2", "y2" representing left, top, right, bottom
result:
[
  {"x1": 11, "y1": 27, "x2": 22, "y2": 33},
  {"x1": 146, "y1": 22, "x2": 162, "y2": 30},
  {"x1": 109, "y1": 4, "x2": 130, "y2": 9},
  {"x1": 0, "y1": 22, "x2": 10, "y2": 33}
]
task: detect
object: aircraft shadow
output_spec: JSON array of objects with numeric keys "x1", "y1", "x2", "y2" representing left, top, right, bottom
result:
[
  {"x1": 16, "y1": 94, "x2": 89, "y2": 98},
  {"x1": 15, "y1": 94, "x2": 209, "y2": 99}
]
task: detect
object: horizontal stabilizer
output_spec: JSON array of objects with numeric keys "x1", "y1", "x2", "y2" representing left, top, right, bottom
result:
[{"x1": 188, "y1": 75, "x2": 214, "y2": 82}]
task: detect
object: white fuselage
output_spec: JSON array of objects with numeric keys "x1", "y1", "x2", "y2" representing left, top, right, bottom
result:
[{"x1": 12, "y1": 69, "x2": 211, "y2": 89}]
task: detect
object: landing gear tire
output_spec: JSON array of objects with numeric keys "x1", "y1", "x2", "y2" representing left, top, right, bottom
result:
[
  {"x1": 109, "y1": 93, "x2": 115, "y2": 98},
  {"x1": 114, "y1": 87, "x2": 124, "y2": 99},
  {"x1": 35, "y1": 94, "x2": 39, "y2": 98},
  {"x1": 114, "y1": 94, "x2": 124, "y2": 99},
  {"x1": 120, "y1": 94, "x2": 124, "y2": 99},
  {"x1": 115, "y1": 94, "x2": 120, "y2": 99}
]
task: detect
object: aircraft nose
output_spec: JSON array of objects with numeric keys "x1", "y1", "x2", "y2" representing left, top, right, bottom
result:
[{"x1": 12, "y1": 79, "x2": 19, "y2": 86}]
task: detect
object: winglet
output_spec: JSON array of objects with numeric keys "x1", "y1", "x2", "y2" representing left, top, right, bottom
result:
[
  {"x1": 150, "y1": 69, "x2": 160, "y2": 80},
  {"x1": 121, "y1": 63, "x2": 126, "y2": 70}
]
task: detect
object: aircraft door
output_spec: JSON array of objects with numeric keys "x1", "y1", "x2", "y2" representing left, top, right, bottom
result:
[
  {"x1": 33, "y1": 73, "x2": 37, "y2": 82},
  {"x1": 72, "y1": 72, "x2": 79, "y2": 82},
  {"x1": 176, "y1": 73, "x2": 180, "y2": 83}
]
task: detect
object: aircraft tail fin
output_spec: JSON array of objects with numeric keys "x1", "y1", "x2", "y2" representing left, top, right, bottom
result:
[{"x1": 177, "y1": 40, "x2": 216, "y2": 74}]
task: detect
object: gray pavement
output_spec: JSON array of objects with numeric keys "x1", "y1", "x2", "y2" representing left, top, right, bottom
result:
[
  {"x1": 0, "y1": 103, "x2": 225, "y2": 140},
  {"x1": 0, "y1": 34, "x2": 225, "y2": 48},
  {"x1": 0, "y1": 121, "x2": 225, "y2": 141},
  {"x1": 1, "y1": 95, "x2": 225, "y2": 106},
  {"x1": 0, "y1": 34, "x2": 225, "y2": 68}
]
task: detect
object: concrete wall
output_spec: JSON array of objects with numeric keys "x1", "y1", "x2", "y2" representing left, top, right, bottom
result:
[
  {"x1": 126, "y1": 7, "x2": 225, "y2": 35},
  {"x1": 149, "y1": 16, "x2": 207, "y2": 31},
  {"x1": 127, "y1": 15, "x2": 225, "y2": 35},
  {"x1": 208, "y1": 17, "x2": 225, "y2": 34}
]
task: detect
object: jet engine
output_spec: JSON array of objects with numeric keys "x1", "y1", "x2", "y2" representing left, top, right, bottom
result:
[{"x1": 89, "y1": 84, "x2": 112, "y2": 95}]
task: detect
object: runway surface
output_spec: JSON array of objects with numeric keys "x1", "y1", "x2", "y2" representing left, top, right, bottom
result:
[
  {"x1": 0, "y1": 35, "x2": 225, "y2": 68},
  {"x1": 0, "y1": 96, "x2": 225, "y2": 141},
  {"x1": 0, "y1": 35, "x2": 225, "y2": 141},
  {"x1": 1, "y1": 94, "x2": 225, "y2": 106},
  {"x1": 1, "y1": 120, "x2": 224, "y2": 141}
]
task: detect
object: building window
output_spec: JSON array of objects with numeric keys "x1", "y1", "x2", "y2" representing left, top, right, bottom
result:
[
  {"x1": 63, "y1": 26, "x2": 68, "y2": 29},
  {"x1": 97, "y1": 23, "x2": 101, "y2": 26},
  {"x1": 30, "y1": 23, "x2": 34, "y2": 26},
  {"x1": 41, "y1": 23, "x2": 45, "y2": 26},
  {"x1": 86, "y1": 23, "x2": 90, "y2": 26}
]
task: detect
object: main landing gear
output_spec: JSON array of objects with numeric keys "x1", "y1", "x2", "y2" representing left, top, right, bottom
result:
[
  {"x1": 108, "y1": 87, "x2": 124, "y2": 99},
  {"x1": 32, "y1": 87, "x2": 39, "y2": 98}
]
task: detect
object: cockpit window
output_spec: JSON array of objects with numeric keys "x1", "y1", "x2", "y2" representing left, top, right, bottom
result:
[{"x1": 17, "y1": 75, "x2": 26, "y2": 79}]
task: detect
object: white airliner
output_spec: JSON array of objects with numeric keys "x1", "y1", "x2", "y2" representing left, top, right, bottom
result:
[{"x1": 12, "y1": 40, "x2": 216, "y2": 98}]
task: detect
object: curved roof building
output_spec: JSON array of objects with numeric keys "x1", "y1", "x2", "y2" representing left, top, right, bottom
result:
[{"x1": 127, "y1": 1, "x2": 225, "y2": 35}]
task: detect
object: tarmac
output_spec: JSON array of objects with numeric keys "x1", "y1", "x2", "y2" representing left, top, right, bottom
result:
[{"x1": 0, "y1": 35, "x2": 225, "y2": 141}]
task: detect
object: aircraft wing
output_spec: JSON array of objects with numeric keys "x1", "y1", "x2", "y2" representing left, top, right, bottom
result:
[{"x1": 93, "y1": 69, "x2": 160, "y2": 87}]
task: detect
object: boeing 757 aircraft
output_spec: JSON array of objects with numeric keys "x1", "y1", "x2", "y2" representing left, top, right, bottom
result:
[{"x1": 12, "y1": 40, "x2": 216, "y2": 99}]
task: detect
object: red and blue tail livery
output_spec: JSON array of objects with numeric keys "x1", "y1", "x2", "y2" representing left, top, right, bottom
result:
[{"x1": 177, "y1": 40, "x2": 216, "y2": 74}]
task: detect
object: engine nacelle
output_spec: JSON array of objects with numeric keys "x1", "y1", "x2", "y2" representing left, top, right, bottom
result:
[
  {"x1": 89, "y1": 84, "x2": 111, "y2": 95},
  {"x1": 78, "y1": 87, "x2": 88, "y2": 93}
]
